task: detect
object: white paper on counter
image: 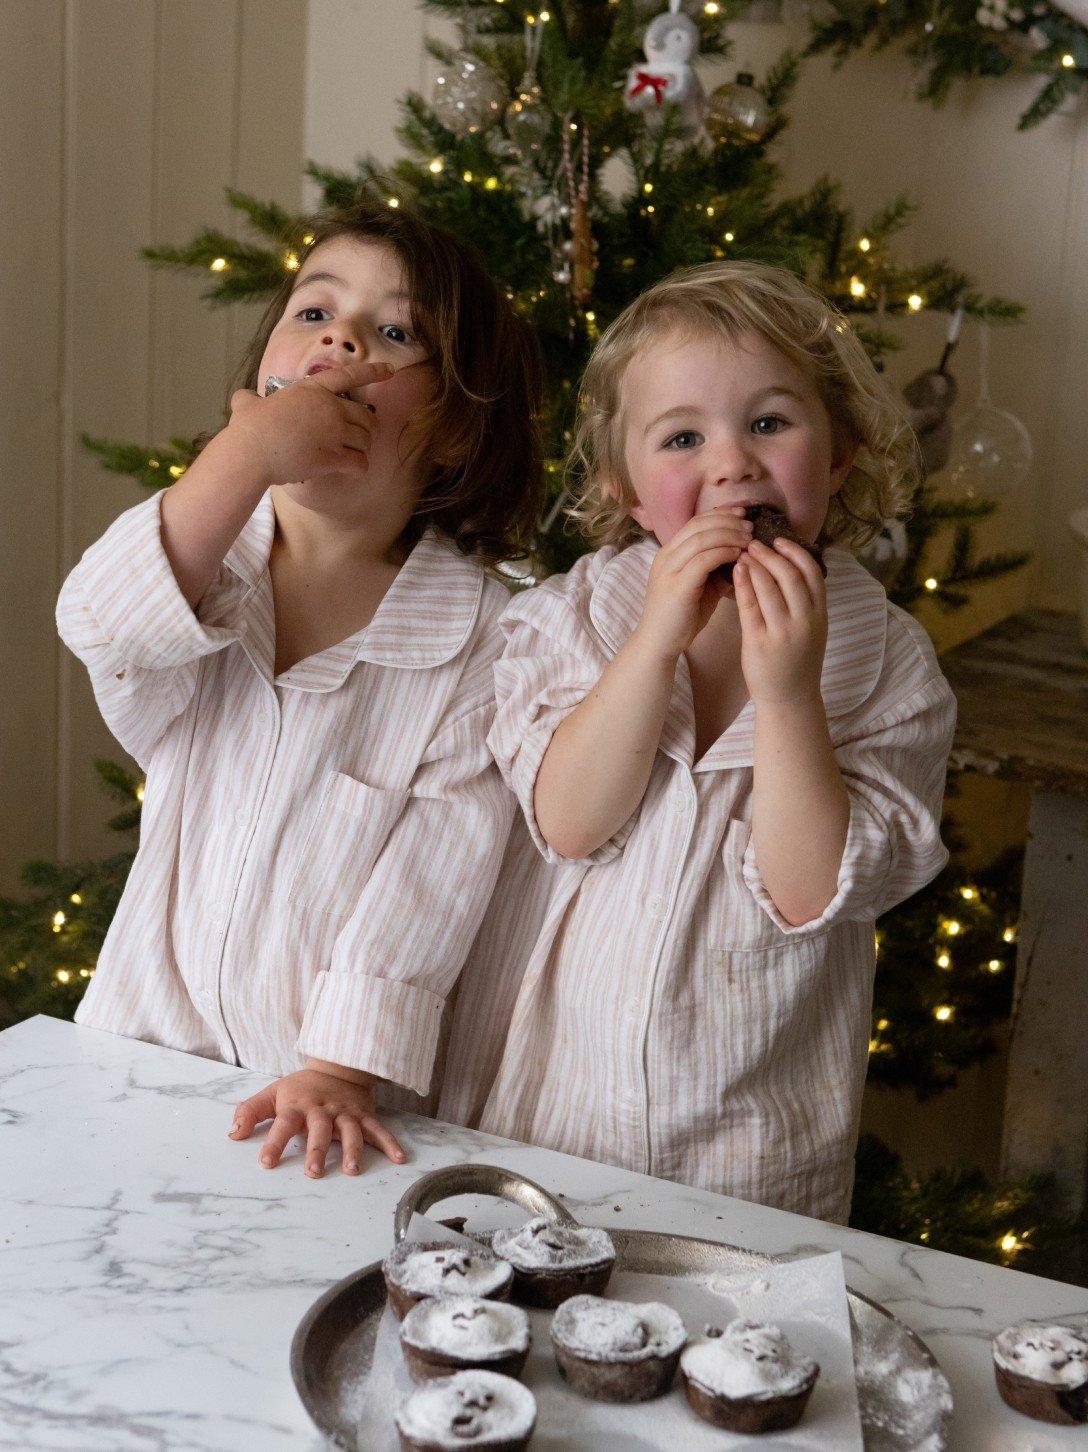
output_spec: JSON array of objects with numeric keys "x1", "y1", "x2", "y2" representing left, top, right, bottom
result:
[{"x1": 343, "y1": 1246, "x2": 862, "y2": 1451}]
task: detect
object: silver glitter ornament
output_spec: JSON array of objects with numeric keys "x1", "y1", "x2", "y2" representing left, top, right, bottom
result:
[{"x1": 432, "y1": 52, "x2": 506, "y2": 137}]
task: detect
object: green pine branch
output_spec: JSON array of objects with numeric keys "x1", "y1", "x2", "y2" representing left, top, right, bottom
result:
[{"x1": 81, "y1": 433, "x2": 198, "y2": 492}]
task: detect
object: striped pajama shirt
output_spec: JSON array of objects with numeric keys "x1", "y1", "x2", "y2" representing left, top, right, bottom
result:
[
  {"x1": 57, "y1": 490, "x2": 514, "y2": 1093},
  {"x1": 438, "y1": 538, "x2": 957, "y2": 1223}
]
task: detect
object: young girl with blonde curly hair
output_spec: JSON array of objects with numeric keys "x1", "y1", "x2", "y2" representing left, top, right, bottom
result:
[{"x1": 439, "y1": 259, "x2": 957, "y2": 1223}]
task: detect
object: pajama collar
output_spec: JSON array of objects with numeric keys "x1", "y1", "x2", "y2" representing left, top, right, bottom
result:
[{"x1": 219, "y1": 491, "x2": 485, "y2": 687}]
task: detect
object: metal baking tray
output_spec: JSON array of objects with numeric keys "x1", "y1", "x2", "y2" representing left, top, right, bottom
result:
[{"x1": 291, "y1": 1163, "x2": 952, "y2": 1449}]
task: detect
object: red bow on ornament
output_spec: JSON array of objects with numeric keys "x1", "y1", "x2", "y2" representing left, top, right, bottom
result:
[{"x1": 629, "y1": 70, "x2": 669, "y2": 104}]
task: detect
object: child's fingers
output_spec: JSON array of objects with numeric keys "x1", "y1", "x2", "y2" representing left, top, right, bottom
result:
[
  {"x1": 339, "y1": 398, "x2": 379, "y2": 429},
  {"x1": 679, "y1": 543, "x2": 749, "y2": 580},
  {"x1": 341, "y1": 426, "x2": 374, "y2": 457},
  {"x1": 740, "y1": 549, "x2": 790, "y2": 625},
  {"x1": 230, "y1": 1086, "x2": 276, "y2": 1139},
  {"x1": 258, "y1": 1107, "x2": 306, "y2": 1169},
  {"x1": 336, "y1": 1114, "x2": 366, "y2": 1175},
  {"x1": 767, "y1": 536, "x2": 824, "y2": 604},
  {"x1": 229, "y1": 387, "x2": 262, "y2": 416},
  {"x1": 747, "y1": 539, "x2": 809, "y2": 617},
  {"x1": 310, "y1": 359, "x2": 394, "y2": 396},
  {"x1": 732, "y1": 560, "x2": 762, "y2": 618},
  {"x1": 664, "y1": 514, "x2": 753, "y2": 566},
  {"x1": 304, "y1": 1108, "x2": 335, "y2": 1179},
  {"x1": 360, "y1": 1113, "x2": 408, "y2": 1165}
]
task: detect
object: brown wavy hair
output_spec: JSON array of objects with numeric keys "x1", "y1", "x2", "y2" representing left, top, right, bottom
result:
[
  {"x1": 567, "y1": 259, "x2": 921, "y2": 553},
  {"x1": 231, "y1": 200, "x2": 545, "y2": 566}
]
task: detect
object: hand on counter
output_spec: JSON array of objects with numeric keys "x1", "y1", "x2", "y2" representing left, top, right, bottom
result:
[{"x1": 228, "y1": 1060, "x2": 408, "y2": 1177}]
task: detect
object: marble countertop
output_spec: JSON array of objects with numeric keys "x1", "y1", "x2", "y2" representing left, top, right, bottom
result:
[{"x1": 2, "y1": 1016, "x2": 1086, "y2": 1451}]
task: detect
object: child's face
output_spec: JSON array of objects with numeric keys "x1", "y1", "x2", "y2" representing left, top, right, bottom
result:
[
  {"x1": 619, "y1": 328, "x2": 854, "y2": 547},
  {"x1": 259, "y1": 235, "x2": 437, "y2": 523}
]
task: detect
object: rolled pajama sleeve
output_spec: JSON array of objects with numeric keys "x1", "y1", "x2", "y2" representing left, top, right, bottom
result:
[
  {"x1": 56, "y1": 492, "x2": 243, "y2": 768},
  {"x1": 742, "y1": 675, "x2": 958, "y2": 935}
]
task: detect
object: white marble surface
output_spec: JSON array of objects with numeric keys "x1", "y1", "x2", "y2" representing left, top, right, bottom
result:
[{"x1": 2, "y1": 1015, "x2": 1086, "y2": 1451}]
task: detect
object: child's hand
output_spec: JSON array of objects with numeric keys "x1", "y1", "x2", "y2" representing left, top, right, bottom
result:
[
  {"x1": 228, "y1": 1062, "x2": 408, "y2": 1178},
  {"x1": 732, "y1": 535, "x2": 828, "y2": 706},
  {"x1": 634, "y1": 508, "x2": 755, "y2": 660},
  {"x1": 226, "y1": 359, "x2": 394, "y2": 487}
]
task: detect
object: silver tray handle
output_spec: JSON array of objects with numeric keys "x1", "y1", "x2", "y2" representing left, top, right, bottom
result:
[{"x1": 393, "y1": 1162, "x2": 579, "y2": 1242}]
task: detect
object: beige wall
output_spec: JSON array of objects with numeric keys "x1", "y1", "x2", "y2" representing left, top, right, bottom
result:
[{"x1": 0, "y1": 0, "x2": 306, "y2": 889}]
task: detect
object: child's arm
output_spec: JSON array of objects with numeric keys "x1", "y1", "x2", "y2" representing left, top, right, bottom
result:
[
  {"x1": 56, "y1": 360, "x2": 390, "y2": 766},
  {"x1": 735, "y1": 535, "x2": 955, "y2": 929},
  {"x1": 534, "y1": 508, "x2": 754, "y2": 859},
  {"x1": 751, "y1": 693, "x2": 851, "y2": 926},
  {"x1": 160, "y1": 359, "x2": 390, "y2": 606}
]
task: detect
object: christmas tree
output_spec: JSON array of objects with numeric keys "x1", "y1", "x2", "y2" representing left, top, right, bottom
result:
[{"x1": 5, "y1": 0, "x2": 1080, "y2": 1274}]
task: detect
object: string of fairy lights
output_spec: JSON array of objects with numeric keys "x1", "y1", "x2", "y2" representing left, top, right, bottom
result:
[{"x1": 868, "y1": 885, "x2": 1017, "y2": 1058}]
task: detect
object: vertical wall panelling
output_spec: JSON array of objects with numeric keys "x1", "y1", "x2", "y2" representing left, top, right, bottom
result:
[
  {"x1": 0, "y1": 1, "x2": 307, "y2": 879},
  {"x1": 0, "y1": 2, "x2": 65, "y2": 892}
]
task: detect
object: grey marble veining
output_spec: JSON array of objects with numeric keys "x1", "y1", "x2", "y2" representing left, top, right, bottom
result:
[{"x1": 2, "y1": 1015, "x2": 1086, "y2": 1450}]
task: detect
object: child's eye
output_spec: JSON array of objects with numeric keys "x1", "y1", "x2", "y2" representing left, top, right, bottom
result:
[
  {"x1": 663, "y1": 430, "x2": 703, "y2": 451},
  {"x1": 380, "y1": 324, "x2": 414, "y2": 344},
  {"x1": 752, "y1": 415, "x2": 787, "y2": 435},
  {"x1": 296, "y1": 306, "x2": 330, "y2": 323}
]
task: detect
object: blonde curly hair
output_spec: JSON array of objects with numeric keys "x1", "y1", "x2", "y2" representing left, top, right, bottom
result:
[{"x1": 566, "y1": 259, "x2": 920, "y2": 553}]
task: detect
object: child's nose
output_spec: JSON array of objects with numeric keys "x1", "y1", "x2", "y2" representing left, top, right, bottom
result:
[
  {"x1": 712, "y1": 438, "x2": 761, "y2": 483},
  {"x1": 321, "y1": 331, "x2": 359, "y2": 354}
]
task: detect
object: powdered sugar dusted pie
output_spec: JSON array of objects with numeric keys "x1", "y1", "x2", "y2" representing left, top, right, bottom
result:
[
  {"x1": 395, "y1": 1370, "x2": 536, "y2": 1451},
  {"x1": 383, "y1": 1242, "x2": 514, "y2": 1320},
  {"x1": 491, "y1": 1218, "x2": 615, "y2": 1308},
  {"x1": 400, "y1": 1294, "x2": 531, "y2": 1384},
  {"x1": 680, "y1": 1319, "x2": 820, "y2": 1433},
  {"x1": 992, "y1": 1322, "x2": 1088, "y2": 1425},
  {"x1": 550, "y1": 1293, "x2": 687, "y2": 1401}
]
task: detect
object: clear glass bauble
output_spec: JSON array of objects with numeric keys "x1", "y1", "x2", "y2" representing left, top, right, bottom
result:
[
  {"x1": 432, "y1": 52, "x2": 506, "y2": 137},
  {"x1": 946, "y1": 405, "x2": 1033, "y2": 496},
  {"x1": 504, "y1": 72, "x2": 551, "y2": 157},
  {"x1": 704, "y1": 71, "x2": 769, "y2": 146}
]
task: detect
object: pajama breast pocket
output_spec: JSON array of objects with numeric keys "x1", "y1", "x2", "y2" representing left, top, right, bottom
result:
[{"x1": 287, "y1": 771, "x2": 409, "y2": 922}]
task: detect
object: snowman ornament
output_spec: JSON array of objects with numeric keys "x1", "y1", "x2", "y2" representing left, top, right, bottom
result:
[{"x1": 624, "y1": 0, "x2": 704, "y2": 129}]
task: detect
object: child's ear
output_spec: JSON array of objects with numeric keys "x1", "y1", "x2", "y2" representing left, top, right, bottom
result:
[
  {"x1": 603, "y1": 474, "x2": 650, "y2": 530},
  {"x1": 828, "y1": 443, "x2": 858, "y2": 496}
]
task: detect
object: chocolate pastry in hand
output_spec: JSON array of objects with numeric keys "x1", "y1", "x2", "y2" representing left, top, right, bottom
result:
[{"x1": 711, "y1": 504, "x2": 826, "y2": 586}]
